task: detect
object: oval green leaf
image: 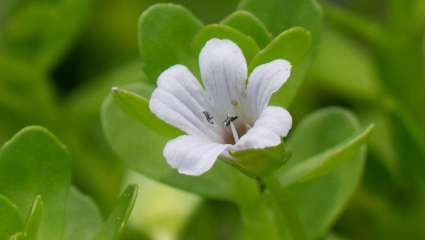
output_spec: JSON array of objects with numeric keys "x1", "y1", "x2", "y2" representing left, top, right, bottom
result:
[
  {"x1": 138, "y1": 3, "x2": 203, "y2": 83},
  {"x1": 0, "y1": 126, "x2": 71, "y2": 240},
  {"x1": 221, "y1": 10, "x2": 272, "y2": 48},
  {"x1": 278, "y1": 107, "x2": 367, "y2": 239}
]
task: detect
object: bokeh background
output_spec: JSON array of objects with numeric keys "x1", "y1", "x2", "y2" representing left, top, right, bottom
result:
[{"x1": 1, "y1": 0, "x2": 424, "y2": 239}]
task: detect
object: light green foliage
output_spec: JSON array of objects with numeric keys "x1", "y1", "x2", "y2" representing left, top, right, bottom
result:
[
  {"x1": 222, "y1": 10, "x2": 272, "y2": 48},
  {"x1": 138, "y1": 3, "x2": 203, "y2": 83},
  {"x1": 93, "y1": 185, "x2": 138, "y2": 240},
  {"x1": 64, "y1": 187, "x2": 102, "y2": 240},
  {"x1": 0, "y1": 126, "x2": 71, "y2": 240}
]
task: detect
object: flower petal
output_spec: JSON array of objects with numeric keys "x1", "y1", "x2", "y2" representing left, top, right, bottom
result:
[
  {"x1": 149, "y1": 65, "x2": 220, "y2": 140},
  {"x1": 199, "y1": 38, "x2": 248, "y2": 122},
  {"x1": 245, "y1": 60, "x2": 291, "y2": 121},
  {"x1": 231, "y1": 106, "x2": 292, "y2": 151},
  {"x1": 164, "y1": 135, "x2": 229, "y2": 176}
]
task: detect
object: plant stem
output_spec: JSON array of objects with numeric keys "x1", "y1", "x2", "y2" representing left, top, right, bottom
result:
[{"x1": 263, "y1": 176, "x2": 307, "y2": 240}]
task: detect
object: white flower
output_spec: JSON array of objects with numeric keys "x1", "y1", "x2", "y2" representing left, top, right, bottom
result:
[{"x1": 149, "y1": 38, "x2": 292, "y2": 176}]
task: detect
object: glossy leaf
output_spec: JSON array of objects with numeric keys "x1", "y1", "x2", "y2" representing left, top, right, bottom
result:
[
  {"x1": 0, "y1": 196, "x2": 24, "y2": 240},
  {"x1": 279, "y1": 124, "x2": 373, "y2": 187},
  {"x1": 222, "y1": 10, "x2": 272, "y2": 48},
  {"x1": 24, "y1": 196, "x2": 43, "y2": 240},
  {"x1": 64, "y1": 187, "x2": 102, "y2": 240},
  {"x1": 279, "y1": 107, "x2": 367, "y2": 239},
  {"x1": 93, "y1": 185, "x2": 138, "y2": 240},
  {"x1": 192, "y1": 24, "x2": 260, "y2": 64},
  {"x1": 249, "y1": 27, "x2": 312, "y2": 107},
  {"x1": 0, "y1": 126, "x2": 71, "y2": 240},
  {"x1": 111, "y1": 87, "x2": 181, "y2": 138},
  {"x1": 101, "y1": 83, "x2": 256, "y2": 201},
  {"x1": 138, "y1": 3, "x2": 203, "y2": 83}
]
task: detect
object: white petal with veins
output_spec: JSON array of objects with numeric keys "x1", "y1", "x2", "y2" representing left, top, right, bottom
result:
[
  {"x1": 230, "y1": 106, "x2": 292, "y2": 151},
  {"x1": 245, "y1": 60, "x2": 291, "y2": 121},
  {"x1": 199, "y1": 39, "x2": 248, "y2": 122},
  {"x1": 164, "y1": 135, "x2": 229, "y2": 176},
  {"x1": 149, "y1": 65, "x2": 221, "y2": 140}
]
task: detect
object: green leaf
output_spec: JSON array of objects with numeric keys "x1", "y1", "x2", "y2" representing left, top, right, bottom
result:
[
  {"x1": 0, "y1": 196, "x2": 24, "y2": 240},
  {"x1": 138, "y1": 3, "x2": 203, "y2": 83},
  {"x1": 249, "y1": 27, "x2": 311, "y2": 70},
  {"x1": 238, "y1": 0, "x2": 322, "y2": 41},
  {"x1": 101, "y1": 83, "x2": 256, "y2": 201},
  {"x1": 192, "y1": 24, "x2": 260, "y2": 64},
  {"x1": 249, "y1": 27, "x2": 312, "y2": 107},
  {"x1": 111, "y1": 87, "x2": 181, "y2": 138},
  {"x1": 0, "y1": 126, "x2": 71, "y2": 240},
  {"x1": 222, "y1": 10, "x2": 272, "y2": 48},
  {"x1": 279, "y1": 124, "x2": 373, "y2": 187},
  {"x1": 64, "y1": 187, "x2": 102, "y2": 240},
  {"x1": 24, "y1": 196, "x2": 43, "y2": 240},
  {"x1": 1, "y1": 0, "x2": 94, "y2": 71},
  {"x1": 278, "y1": 107, "x2": 367, "y2": 239},
  {"x1": 93, "y1": 185, "x2": 138, "y2": 240}
]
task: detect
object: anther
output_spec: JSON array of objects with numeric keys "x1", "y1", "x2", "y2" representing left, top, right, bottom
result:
[{"x1": 202, "y1": 111, "x2": 214, "y2": 124}]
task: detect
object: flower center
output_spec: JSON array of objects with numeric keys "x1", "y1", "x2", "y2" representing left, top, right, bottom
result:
[{"x1": 203, "y1": 110, "x2": 250, "y2": 144}]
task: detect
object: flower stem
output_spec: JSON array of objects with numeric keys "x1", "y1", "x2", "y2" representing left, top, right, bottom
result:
[{"x1": 262, "y1": 176, "x2": 307, "y2": 240}]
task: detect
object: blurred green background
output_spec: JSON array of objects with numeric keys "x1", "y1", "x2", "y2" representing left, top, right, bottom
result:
[{"x1": 1, "y1": 0, "x2": 424, "y2": 239}]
